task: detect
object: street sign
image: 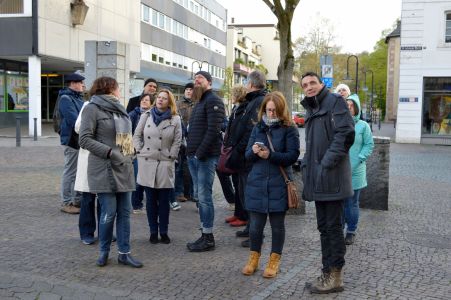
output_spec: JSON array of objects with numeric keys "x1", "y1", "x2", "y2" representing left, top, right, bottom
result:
[{"x1": 322, "y1": 77, "x2": 333, "y2": 88}]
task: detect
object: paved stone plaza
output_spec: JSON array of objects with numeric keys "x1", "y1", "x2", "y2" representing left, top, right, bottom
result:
[{"x1": 0, "y1": 126, "x2": 450, "y2": 299}]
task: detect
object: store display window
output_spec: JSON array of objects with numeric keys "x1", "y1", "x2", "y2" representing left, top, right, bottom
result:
[{"x1": 422, "y1": 77, "x2": 451, "y2": 136}]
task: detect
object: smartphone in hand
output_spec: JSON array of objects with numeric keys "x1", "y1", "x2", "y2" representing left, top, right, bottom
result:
[{"x1": 254, "y1": 142, "x2": 268, "y2": 151}]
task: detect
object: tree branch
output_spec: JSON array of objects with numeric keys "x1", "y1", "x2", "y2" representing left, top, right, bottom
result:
[{"x1": 262, "y1": 0, "x2": 276, "y2": 16}]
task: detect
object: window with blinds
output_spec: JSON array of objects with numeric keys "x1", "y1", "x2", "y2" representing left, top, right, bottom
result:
[
  {"x1": 0, "y1": 0, "x2": 24, "y2": 14},
  {"x1": 446, "y1": 13, "x2": 451, "y2": 43}
]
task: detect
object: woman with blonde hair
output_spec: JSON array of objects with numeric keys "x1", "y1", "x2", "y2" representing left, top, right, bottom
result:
[
  {"x1": 133, "y1": 89, "x2": 182, "y2": 244},
  {"x1": 241, "y1": 91, "x2": 300, "y2": 278}
]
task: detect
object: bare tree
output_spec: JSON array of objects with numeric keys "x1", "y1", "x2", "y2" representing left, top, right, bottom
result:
[
  {"x1": 294, "y1": 14, "x2": 340, "y2": 78},
  {"x1": 262, "y1": 0, "x2": 300, "y2": 110}
]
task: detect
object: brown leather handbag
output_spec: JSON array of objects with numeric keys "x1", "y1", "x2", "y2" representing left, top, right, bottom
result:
[{"x1": 266, "y1": 133, "x2": 300, "y2": 209}]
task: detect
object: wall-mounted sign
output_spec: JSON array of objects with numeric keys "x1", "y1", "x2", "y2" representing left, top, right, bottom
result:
[
  {"x1": 400, "y1": 46, "x2": 424, "y2": 51},
  {"x1": 399, "y1": 97, "x2": 419, "y2": 103}
]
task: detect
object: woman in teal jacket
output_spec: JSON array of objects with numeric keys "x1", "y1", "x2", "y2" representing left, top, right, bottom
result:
[{"x1": 344, "y1": 94, "x2": 374, "y2": 245}]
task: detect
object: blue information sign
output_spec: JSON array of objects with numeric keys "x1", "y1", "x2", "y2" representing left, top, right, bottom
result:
[{"x1": 322, "y1": 77, "x2": 333, "y2": 88}]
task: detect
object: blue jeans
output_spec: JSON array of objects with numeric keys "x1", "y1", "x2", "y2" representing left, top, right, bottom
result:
[
  {"x1": 145, "y1": 187, "x2": 171, "y2": 234},
  {"x1": 78, "y1": 193, "x2": 99, "y2": 239},
  {"x1": 61, "y1": 146, "x2": 82, "y2": 205},
  {"x1": 132, "y1": 158, "x2": 144, "y2": 209},
  {"x1": 344, "y1": 189, "x2": 361, "y2": 234},
  {"x1": 97, "y1": 192, "x2": 132, "y2": 254},
  {"x1": 188, "y1": 156, "x2": 218, "y2": 233}
]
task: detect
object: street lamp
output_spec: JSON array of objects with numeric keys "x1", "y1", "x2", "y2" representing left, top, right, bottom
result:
[
  {"x1": 363, "y1": 69, "x2": 374, "y2": 131},
  {"x1": 190, "y1": 60, "x2": 210, "y2": 79},
  {"x1": 344, "y1": 55, "x2": 359, "y2": 93}
]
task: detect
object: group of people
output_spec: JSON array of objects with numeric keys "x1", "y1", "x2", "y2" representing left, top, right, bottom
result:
[{"x1": 55, "y1": 68, "x2": 373, "y2": 294}]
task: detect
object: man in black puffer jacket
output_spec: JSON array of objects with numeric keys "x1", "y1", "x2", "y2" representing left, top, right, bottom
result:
[
  {"x1": 300, "y1": 72, "x2": 355, "y2": 294},
  {"x1": 186, "y1": 71, "x2": 225, "y2": 252}
]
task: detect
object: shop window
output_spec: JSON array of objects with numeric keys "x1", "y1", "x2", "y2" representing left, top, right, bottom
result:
[
  {"x1": 422, "y1": 77, "x2": 451, "y2": 135},
  {"x1": 446, "y1": 13, "x2": 451, "y2": 43},
  {"x1": 0, "y1": 72, "x2": 5, "y2": 112}
]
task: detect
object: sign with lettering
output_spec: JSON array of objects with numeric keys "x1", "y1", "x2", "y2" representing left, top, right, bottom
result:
[
  {"x1": 399, "y1": 97, "x2": 419, "y2": 103},
  {"x1": 400, "y1": 46, "x2": 423, "y2": 51}
]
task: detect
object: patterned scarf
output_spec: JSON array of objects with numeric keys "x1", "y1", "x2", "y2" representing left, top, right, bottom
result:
[
  {"x1": 262, "y1": 114, "x2": 281, "y2": 127},
  {"x1": 91, "y1": 95, "x2": 134, "y2": 156}
]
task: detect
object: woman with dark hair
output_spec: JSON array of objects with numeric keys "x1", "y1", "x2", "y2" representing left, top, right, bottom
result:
[
  {"x1": 129, "y1": 93, "x2": 153, "y2": 213},
  {"x1": 133, "y1": 89, "x2": 182, "y2": 244},
  {"x1": 79, "y1": 76, "x2": 142, "y2": 268},
  {"x1": 241, "y1": 91, "x2": 300, "y2": 278}
]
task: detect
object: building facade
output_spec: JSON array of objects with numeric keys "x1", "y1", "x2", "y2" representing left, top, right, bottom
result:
[
  {"x1": 0, "y1": 0, "x2": 226, "y2": 135},
  {"x1": 138, "y1": 0, "x2": 226, "y2": 99},
  {"x1": 226, "y1": 24, "x2": 262, "y2": 85},
  {"x1": 0, "y1": 0, "x2": 141, "y2": 134},
  {"x1": 385, "y1": 21, "x2": 401, "y2": 122},
  {"x1": 397, "y1": 0, "x2": 451, "y2": 144}
]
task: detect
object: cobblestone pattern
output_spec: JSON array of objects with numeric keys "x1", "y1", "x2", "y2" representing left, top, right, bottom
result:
[
  {"x1": 360, "y1": 137, "x2": 390, "y2": 210},
  {"x1": 0, "y1": 135, "x2": 450, "y2": 299}
]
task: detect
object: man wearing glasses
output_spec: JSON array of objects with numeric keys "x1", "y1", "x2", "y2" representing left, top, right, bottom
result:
[{"x1": 300, "y1": 72, "x2": 355, "y2": 294}]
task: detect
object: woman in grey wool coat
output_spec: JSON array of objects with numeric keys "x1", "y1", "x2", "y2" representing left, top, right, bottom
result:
[
  {"x1": 133, "y1": 88, "x2": 182, "y2": 244},
  {"x1": 79, "y1": 77, "x2": 142, "y2": 268}
]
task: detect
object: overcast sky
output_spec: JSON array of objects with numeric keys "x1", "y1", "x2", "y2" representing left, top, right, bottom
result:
[{"x1": 217, "y1": 0, "x2": 402, "y2": 53}]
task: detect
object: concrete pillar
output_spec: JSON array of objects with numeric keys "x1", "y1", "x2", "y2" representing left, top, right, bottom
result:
[
  {"x1": 28, "y1": 55, "x2": 41, "y2": 136},
  {"x1": 359, "y1": 136, "x2": 391, "y2": 210},
  {"x1": 84, "y1": 41, "x2": 130, "y2": 106}
]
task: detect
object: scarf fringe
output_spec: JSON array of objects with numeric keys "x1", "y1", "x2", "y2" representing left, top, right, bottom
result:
[{"x1": 116, "y1": 133, "x2": 134, "y2": 156}]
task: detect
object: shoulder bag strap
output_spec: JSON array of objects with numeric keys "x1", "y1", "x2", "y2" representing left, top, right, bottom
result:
[{"x1": 265, "y1": 132, "x2": 290, "y2": 183}]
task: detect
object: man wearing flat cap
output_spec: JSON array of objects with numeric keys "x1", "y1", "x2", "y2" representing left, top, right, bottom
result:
[
  {"x1": 58, "y1": 73, "x2": 85, "y2": 214},
  {"x1": 186, "y1": 71, "x2": 225, "y2": 252}
]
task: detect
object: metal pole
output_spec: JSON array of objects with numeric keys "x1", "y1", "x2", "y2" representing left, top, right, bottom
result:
[
  {"x1": 355, "y1": 57, "x2": 359, "y2": 94},
  {"x1": 368, "y1": 70, "x2": 374, "y2": 131},
  {"x1": 33, "y1": 117, "x2": 38, "y2": 141},
  {"x1": 16, "y1": 117, "x2": 21, "y2": 147}
]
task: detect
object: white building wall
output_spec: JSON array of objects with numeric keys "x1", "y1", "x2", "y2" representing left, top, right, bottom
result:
[
  {"x1": 37, "y1": 0, "x2": 141, "y2": 72},
  {"x1": 397, "y1": 0, "x2": 451, "y2": 143},
  {"x1": 239, "y1": 26, "x2": 279, "y2": 81}
]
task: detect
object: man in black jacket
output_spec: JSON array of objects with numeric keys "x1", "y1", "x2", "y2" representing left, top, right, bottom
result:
[
  {"x1": 186, "y1": 71, "x2": 225, "y2": 252},
  {"x1": 225, "y1": 70, "x2": 267, "y2": 245},
  {"x1": 126, "y1": 78, "x2": 157, "y2": 113},
  {"x1": 300, "y1": 72, "x2": 355, "y2": 294}
]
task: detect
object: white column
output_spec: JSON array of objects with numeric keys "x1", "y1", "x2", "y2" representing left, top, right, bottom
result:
[{"x1": 28, "y1": 55, "x2": 41, "y2": 136}]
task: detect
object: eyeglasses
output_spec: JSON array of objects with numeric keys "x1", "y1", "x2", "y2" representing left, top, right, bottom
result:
[{"x1": 266, "y1": 108, "x2": 276, "y2": 113}]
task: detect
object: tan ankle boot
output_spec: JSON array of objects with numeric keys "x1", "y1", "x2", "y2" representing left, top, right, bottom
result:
[
  {"x1": 262, "y1": 253, "x2": 281, "y2": 278},
  {"x1": 309, "y1": 267, "x2": 344, "y2": 294},
  {"x1": 242, "y1": 251, "x2": 260, "y2": 275}
]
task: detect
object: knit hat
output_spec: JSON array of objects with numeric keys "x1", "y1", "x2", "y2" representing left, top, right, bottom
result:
[
  {"x1": 335, "y1": 83, "x2": 351, "y2": 96},
  {"x1": 184, "y1": 82, "x2": 194, "y2": 90},
  {"x1": 194, "y1": 71, "x2": 212, "y2": 83}
]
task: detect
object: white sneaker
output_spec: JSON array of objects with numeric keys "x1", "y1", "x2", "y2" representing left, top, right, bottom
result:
[
  {"x1": 170, "y1": 201, "x2": 181, "y2": 211},
  {"x1": 133, "y1": 208, "x2": 145, "y2": 214}
]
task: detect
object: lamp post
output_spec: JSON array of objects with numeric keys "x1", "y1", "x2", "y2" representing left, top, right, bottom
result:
[
  {"x1": 363, "y1": 69, "x2": 374, "y2": 131},
  {"x1": 190, "y1": 60, "x2": 210, "y2": 79},
  {"x1": 345, "y1": 55, "x2": 359, "y2": 93}
]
